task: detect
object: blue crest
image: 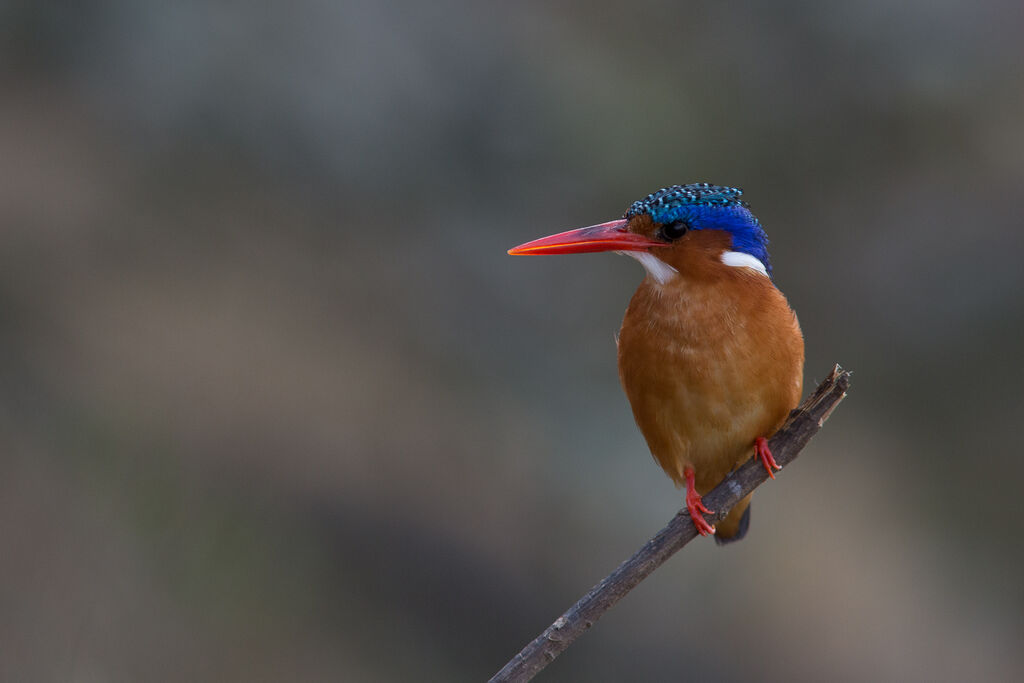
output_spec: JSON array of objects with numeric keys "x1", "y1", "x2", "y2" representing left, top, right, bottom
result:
[{"x1": 625, "y1": 183, "x2": 772, "y2": 277}]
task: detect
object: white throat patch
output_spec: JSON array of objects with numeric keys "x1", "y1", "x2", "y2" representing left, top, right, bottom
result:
[
  {"x1": 721, "y1": 251, "x2": 769, "y2": 277},
  {"x1": 620, "y1": 251, "x2": 678, "y2": 285}
]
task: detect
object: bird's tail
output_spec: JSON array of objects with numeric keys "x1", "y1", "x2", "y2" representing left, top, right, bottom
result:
[{"x1": 714, "y1": 494, "x2": 752, "y2": 545}]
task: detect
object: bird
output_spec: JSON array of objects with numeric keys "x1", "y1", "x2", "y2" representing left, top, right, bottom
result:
[{"x1": 509, "y1": 183, "x2": 804, "y2": 543}]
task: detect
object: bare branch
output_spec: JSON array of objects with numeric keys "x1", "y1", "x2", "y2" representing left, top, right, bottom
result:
[{"x1": 490, "y1": 365, "x2": 851, "y2": 683}]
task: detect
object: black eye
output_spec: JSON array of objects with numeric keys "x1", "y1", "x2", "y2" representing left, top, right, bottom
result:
[{"x1": 660, "y1": 221, "x2": 688, "y2": 241}]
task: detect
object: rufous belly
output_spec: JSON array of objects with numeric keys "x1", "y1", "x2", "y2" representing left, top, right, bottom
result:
[{"x1": 617, "y1": 270, "x2": 803, "y2": 495}]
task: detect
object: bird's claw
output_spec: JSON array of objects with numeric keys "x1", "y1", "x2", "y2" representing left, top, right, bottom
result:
[
  {"x1": 755, "y1": 436, "x2": 781, "y2": 479},
  {"x1": 684, "y1": 467, "x2": 715, "y2": 536},
  {"x1": 688, "y1": 502, "x2": 716, "y2": 536}
]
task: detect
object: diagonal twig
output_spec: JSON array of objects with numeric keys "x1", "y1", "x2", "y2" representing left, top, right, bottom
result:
[{"x1": 490, "y1": 364, "x2": 851, "y2": 683}]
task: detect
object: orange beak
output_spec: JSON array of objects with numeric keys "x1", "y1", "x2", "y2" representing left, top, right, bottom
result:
[{"x1": 508, "y1": 219, "x2": 665, "y2": 255}]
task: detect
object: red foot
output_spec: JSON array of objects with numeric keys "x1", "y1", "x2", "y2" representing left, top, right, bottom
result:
[
  {"x1": 684, "y1": 467, "x2": 715, "y2": 536},
  {"x1": 756, "y1": 436, "x2": 781, "y2": 479}
]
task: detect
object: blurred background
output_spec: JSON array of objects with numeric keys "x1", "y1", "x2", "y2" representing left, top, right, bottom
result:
[{"x1": 2, "y1": 1, "x2": 1023, "y2": 681}]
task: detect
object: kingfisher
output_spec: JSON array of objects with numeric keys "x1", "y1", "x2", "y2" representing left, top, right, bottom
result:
[{"x1": 509, "y1": 183, "x2": 804, "y2": 543}]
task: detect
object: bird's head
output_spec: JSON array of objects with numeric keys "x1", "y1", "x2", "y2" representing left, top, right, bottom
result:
[{"x1": 509, "y1": 183, "x2": 772, "y2": 283}]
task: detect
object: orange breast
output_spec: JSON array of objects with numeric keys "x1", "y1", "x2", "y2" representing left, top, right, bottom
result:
[{"x1": 617, "y1": 256, "x2": 804, "y2": 494}]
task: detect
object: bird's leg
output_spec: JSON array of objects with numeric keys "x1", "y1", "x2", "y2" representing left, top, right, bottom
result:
[
  {"x1": 755, "y1": 436, "x2": 781, "y2": 479},
  {"x1": 684, "y1": 467, "x2": 716, "y2": 536}
]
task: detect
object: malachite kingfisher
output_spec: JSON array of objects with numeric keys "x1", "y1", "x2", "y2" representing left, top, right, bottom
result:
[{"x1": 510, "y1": 183, "x2": 804, "y2": 543}]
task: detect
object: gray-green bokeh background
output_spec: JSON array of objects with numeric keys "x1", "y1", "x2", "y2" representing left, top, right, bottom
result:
[{"x1": 3, "y1": 2, "x2": 1023, "y2": 681}]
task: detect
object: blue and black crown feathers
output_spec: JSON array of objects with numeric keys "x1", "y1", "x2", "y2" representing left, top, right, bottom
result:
[{"x1": 625, "y1": 183, "x2": 748, "y2": 220}]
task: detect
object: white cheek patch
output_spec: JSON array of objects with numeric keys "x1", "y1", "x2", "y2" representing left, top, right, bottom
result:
[
  {"x1": 620, "y1": 250, "x2": 678, "y2": 285},
  {"x1": 721, "y1": 250, "x2": 769, "y2": 277}
]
